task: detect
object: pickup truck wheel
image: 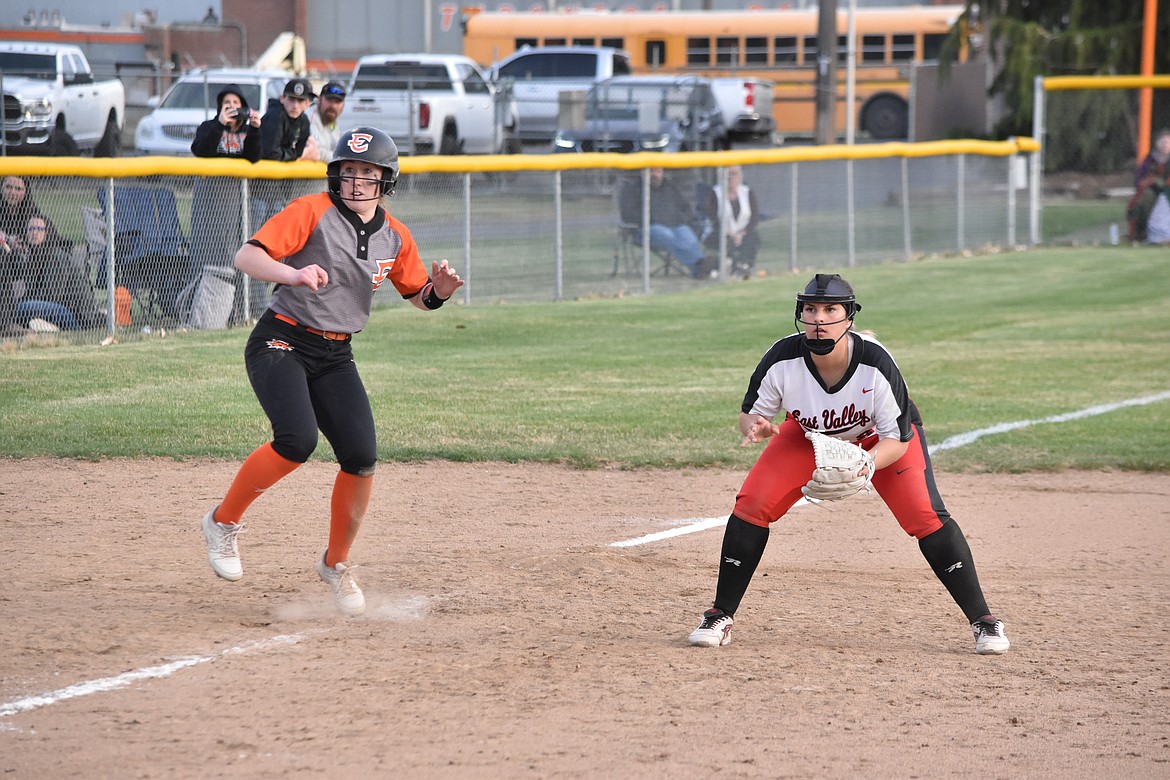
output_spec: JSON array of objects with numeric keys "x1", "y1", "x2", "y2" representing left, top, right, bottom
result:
[
  {"x1": 861, "y1": 95, "x2": 908, "y2": 140},
  {"x1": 94, "y1": 118, "x2": 121, "y2": 157},
  {"x1": 47, "y1": 125, "x2": 79, "y2": 156},
  {"x1": 439, "y1": 125, "x2": 461, "y2": 155}
]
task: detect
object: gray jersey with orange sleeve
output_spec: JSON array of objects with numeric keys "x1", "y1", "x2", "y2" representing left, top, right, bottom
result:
[{"x1": 249, "y1": 192, "x2": 430, "y2": 335}]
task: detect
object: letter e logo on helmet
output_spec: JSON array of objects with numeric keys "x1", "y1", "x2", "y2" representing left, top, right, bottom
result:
[{"x1": 347, "y1": 133, "x2": 373, "y2": 154}]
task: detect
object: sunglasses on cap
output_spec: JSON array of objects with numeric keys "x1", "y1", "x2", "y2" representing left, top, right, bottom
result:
[{"x1": 323, "y1": 85, "x2": 346, "y2": 98}]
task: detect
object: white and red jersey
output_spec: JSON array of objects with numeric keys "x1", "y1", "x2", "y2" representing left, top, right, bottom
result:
[{"x1": 741, "y1": 331, "x2": 920, "y2": 443}]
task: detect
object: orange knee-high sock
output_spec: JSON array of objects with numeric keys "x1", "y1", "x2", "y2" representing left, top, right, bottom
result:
[
  {"x1": 215, "y1": 443, "x2": 301, "y2": 525},
  {"x1": 325, "y1": 471, "x2": 373, "y2": 567}
]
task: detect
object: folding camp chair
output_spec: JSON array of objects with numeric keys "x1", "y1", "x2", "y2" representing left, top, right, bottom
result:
[{"x1": 96, "y1": 185, "x2": 194, "y2": 323}]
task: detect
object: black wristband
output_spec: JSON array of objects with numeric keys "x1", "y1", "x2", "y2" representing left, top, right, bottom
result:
[{"x1": 421, "y1": 282, "x2": 449, "y2": 310}]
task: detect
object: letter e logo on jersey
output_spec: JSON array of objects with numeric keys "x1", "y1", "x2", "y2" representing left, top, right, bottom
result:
[{"x1": 347, "y1": 133, "x2": 374, "y2": 154}]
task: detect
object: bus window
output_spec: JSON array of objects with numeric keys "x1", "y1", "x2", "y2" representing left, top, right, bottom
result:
[
  {"x1": 837, "y1": 35, "x2": 848, "y2": 63},
  {"x1": 645, "y1": 40, "x2": 666, "y2": 69},
  {"x1": 862, "y1": 35, "x2": 886, "y2": 63},
  {"x1": 601, "y1": 37, "x2": 624, "y2": 51},
  {"x1": 774, "y1": 36, "x2": 798, "y2": 64},
  {"x1": 716, "y1": 37, "x2": 739, "y2": 66},
  {"x1": 687, "y1": 37, "x2": 710, "y2": 66},
  {"x1": 922, "y1": 33, "x2": 946, "y2": 61},
  {"x1": 545, "y1": 38, "x2": 565, "y2": 46},
  {"x1": 516, "y1": 38, "x2": 537, "y2": 50},
  {"x1": 890, "y1": 34, "x2": 915, "y2": 61},
  {"x1": 572, "y1": 38, "x2": 595, "y2": 47},
  {"x1": 745, "y1": 36, "x2": 768, "y2": 65},
  {"x1": 802, "y1": 35, "x2": 818, "y2": 65}
]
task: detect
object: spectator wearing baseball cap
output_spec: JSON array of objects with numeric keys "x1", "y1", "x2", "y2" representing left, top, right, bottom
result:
[
  {"x1": 309, "y1": 81, "x2": 347, "y2": 164},
  {"x1": 283, "y1": 77, "x2": 317, "y2": 101},
  {"x1": 261, "y1": 77, "x2": 315, "y2": 162},
  {"x1": 254, "y1": 76, "x2": 319, "y2": 310}
]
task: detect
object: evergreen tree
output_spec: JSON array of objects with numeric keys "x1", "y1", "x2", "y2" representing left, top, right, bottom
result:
[{"x1": 943, "y1": 2, "x2": 1169, "y2": 170}]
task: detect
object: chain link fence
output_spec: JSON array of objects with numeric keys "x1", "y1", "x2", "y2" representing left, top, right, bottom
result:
[
  {"x1": 1033, "y1": 75, "x2": 1170, "y2": 247},
  {"x1": 0, "y1": 140, "x2": 1035, "y2": 343}
]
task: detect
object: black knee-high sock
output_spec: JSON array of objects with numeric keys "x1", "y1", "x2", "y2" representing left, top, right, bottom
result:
[
  {"x1": 713, "y1": 514, "x2": 770, "y2": 617},
  {"x1": 918, "y1": 520, "x2": 991, "y2": 623}
]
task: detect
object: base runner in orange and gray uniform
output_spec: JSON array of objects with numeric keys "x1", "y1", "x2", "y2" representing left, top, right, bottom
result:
[{"x1": 200, "y1": 126, "x2": 464, "y2": 616}]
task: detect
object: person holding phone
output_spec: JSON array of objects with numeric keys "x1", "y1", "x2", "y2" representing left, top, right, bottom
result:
[
  {"x1": 189, "y1": 85, "x2": 262, "y2": 324},
  {"x1": 190, "y1": 85, "x2": 261, "y2": 160}
]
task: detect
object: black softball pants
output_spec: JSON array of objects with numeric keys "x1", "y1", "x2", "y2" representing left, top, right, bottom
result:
[{"x1": 244, "y1": 310, "x2": 376, "y2": 476}]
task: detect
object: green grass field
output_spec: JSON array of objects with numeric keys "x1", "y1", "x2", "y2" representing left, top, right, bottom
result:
[{"x1": 2, "y1": 245, "x2": 1167, "y2": 471}]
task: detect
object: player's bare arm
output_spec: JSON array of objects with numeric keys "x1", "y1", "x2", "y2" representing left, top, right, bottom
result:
[
  {"x1": 868, "y1": 437, "x2": 910, "y2": 473},
  {"x1": 235, "y1": 243, "x2": 328, "y2": 290}
]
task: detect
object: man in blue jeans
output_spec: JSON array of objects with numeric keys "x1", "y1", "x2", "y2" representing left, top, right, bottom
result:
[{"x1": 619, "y1": 167, "x2": 713, "y2": 278}]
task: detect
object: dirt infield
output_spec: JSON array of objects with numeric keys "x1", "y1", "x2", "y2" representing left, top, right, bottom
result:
[{"x1": 2, "y1": 459, "x2": 1168, "y2": 779}]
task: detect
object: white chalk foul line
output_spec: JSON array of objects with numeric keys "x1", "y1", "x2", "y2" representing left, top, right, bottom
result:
[
  {"x1": 0, "y1": 631, "x2": 320, "y2": 722},
  {"x1": 610, "y1": 391, "x2": 1170, "y2": 549},
  {"x1": 928, "y1": 390, "x2": 1170, "y2": 453}
]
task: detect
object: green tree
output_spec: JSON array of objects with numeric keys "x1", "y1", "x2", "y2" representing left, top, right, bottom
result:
[{"x1": 945, "y1": 1, "x2": 1169, "y2": 170}]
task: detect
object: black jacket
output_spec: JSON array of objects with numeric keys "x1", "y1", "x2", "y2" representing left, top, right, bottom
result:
[{"x1": 260, "y1": 98, "x2": 310, "y2": 162}]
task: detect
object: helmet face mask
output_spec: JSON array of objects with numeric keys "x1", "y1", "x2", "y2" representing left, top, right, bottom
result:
[
  {"x1": 328, "y1": 127, "x2": 400, "y2": 200},
  {"x1": 794, "y1": 273, "x2": 861, "y2": 355}
]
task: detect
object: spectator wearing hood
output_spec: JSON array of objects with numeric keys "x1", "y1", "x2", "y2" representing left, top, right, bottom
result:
[
  {"x1": 188, "y1": 85, "x2": 262, "y2": 323},
  {"x1": 190, "y1": 84, "x2": 261, "y2": 160}
]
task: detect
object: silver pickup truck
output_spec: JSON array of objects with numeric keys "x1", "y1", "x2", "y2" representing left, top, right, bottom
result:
[
  {"x1": 490, "y1": 46, "x2": 632, "y2": 144},
  {"x1": 346, "y1": 53, "x2": 518, "y2": 155},
  {"x1": 0, "y1": 41, "x2": 125, "y2": 156}
]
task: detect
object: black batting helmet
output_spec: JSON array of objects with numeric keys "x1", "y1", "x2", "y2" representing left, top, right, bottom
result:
[
  {"x1": 794, "y1": 273, "x2": 862, "y2": 320},
  {"x1": 328, "y1": 126, "x2": 400, "y2": 198}
]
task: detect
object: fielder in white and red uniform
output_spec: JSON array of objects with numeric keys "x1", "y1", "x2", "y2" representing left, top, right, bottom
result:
[{"x1": 687, "y1": 273, "x2": 1011, "y2": 654}]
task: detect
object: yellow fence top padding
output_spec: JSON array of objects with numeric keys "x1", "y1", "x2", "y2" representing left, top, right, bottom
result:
[
  {"x1": 1042, "y1": 75, "x2": 1170, "y2": 91},
  {"x1": 0, "y1": 138, "x2": 1038, "y2": 179}
]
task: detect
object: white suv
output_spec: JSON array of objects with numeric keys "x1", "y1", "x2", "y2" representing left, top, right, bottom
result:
[{"x1": 134, "y1": 68, "x2": 291, "y2": 155}]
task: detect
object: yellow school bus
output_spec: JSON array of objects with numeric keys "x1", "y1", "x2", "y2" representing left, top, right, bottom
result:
[{"x1": 462, "y1": 5, "x2": 966, "y2": 139}]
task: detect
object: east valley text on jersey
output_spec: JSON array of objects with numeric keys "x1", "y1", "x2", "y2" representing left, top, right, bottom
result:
[
  {"x1": 250, "y1": 192, "x2": 430, "y2": 334},
  {"x1": 742, "y1": 331, "x2": 922, "y2": 443}
]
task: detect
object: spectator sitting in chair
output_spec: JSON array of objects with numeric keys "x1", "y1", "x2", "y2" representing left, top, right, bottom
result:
[
  {"x1": 13, "y1": 215, "x2": 102, "y2": 331},
  {"x1": 1127, "y1": 128, "x2": 1170, "y2": 242},
  {"x1": 0, "y1": 226, "x2": 27, "y2": 336},
  {"x1": 1, "y1": 176, "x2": 67, "y2": 254},
  {"x1": 619, "y1": 167, "x2": 715, "y2": 279},
  {"x1": 703, "y1": 165, "x2": 761, "y2": 278}
]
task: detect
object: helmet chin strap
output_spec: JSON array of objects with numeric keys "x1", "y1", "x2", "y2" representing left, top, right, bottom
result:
[{"x1": 795, "y1": 314, "x2": 853, "y2": 355}]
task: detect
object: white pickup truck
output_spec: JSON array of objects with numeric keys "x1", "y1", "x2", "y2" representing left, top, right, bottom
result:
[
  {"x1": 0, "y1": 41, "x2": 125, "y2": 156},
  {"x1": 710, "y1": 77, "x2": 775, "y2": 141},
  {"x1": 346, "y1": 53, "x2": 518, "y2": 155}
]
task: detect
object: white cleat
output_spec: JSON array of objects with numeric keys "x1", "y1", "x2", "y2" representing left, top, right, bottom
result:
[
  {"x1": 317, "y1": 554, "x2": 365, "y2": 616},
  {"x1": 972, "y1": 617, "x2": 1011, "y2": 655},
  {"x1": 201, "y1": 508, "x2": 244, "y2": 582},
  {"x1": 688, "y1": 608, "x2": 734, "y2": 647}
]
